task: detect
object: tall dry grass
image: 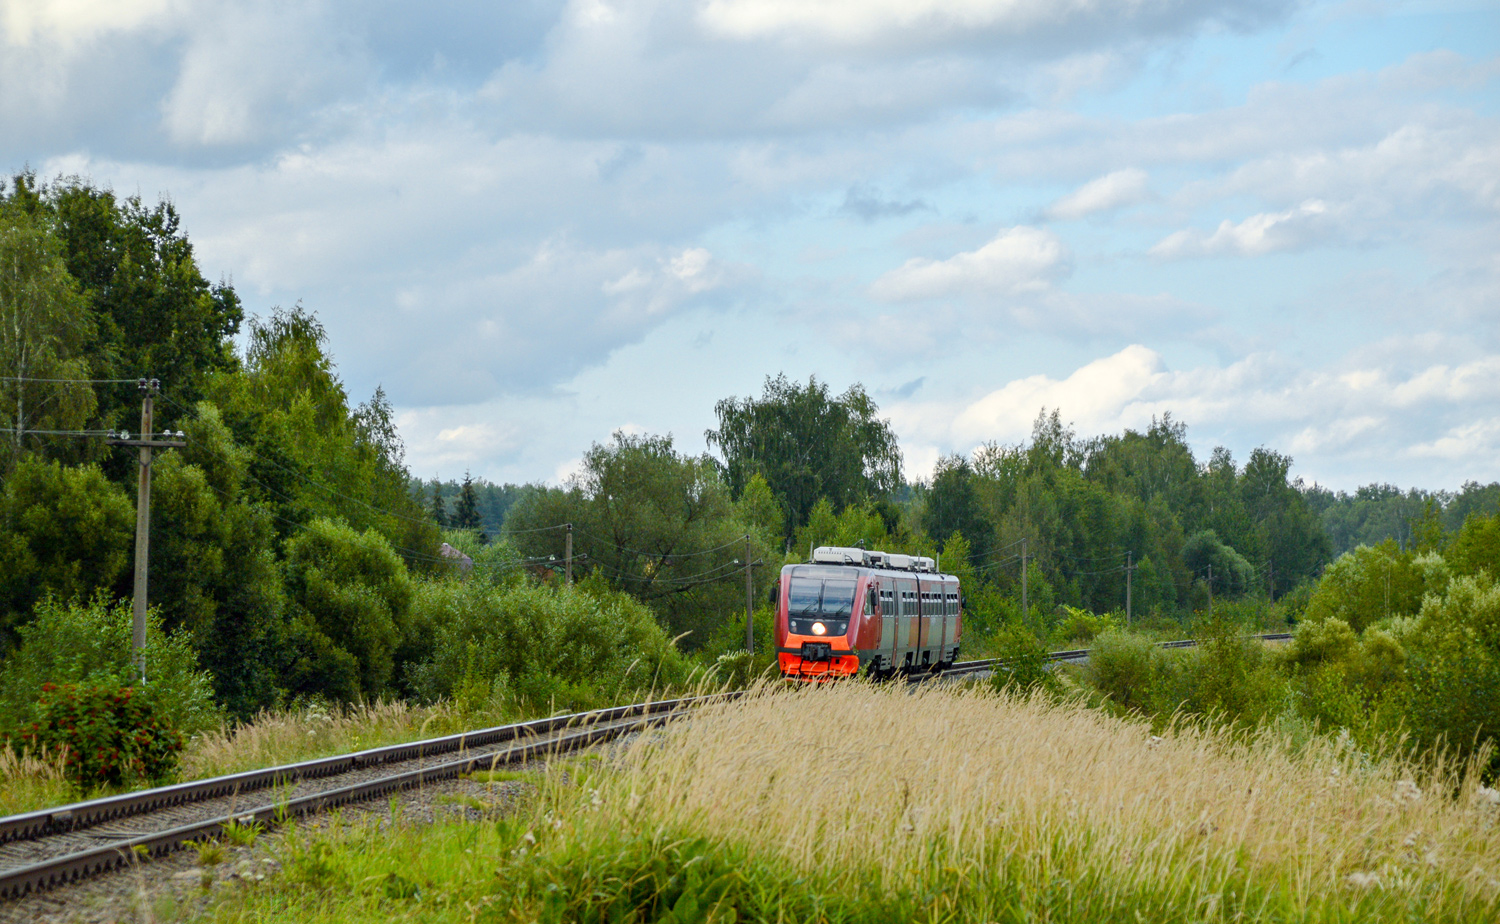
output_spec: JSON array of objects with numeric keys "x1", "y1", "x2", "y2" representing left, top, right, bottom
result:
[
  {"x1": 0, "y1": 745, "x2": 71, "y2": 815},
  {"x1": 180, "y1": 698, "x2": 505, "y2": 780},
  {"x1": 570, "y1": 681, "x2": 1500, "y2": 919}
]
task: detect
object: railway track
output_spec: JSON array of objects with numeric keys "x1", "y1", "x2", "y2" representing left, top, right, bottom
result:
[
  {"x1": 0, "y1": 694, "x2": 720, "y2": 902},
  {"x1": 0, "y1": 632, "x2": 1292, "y2": 903},
  {"x1": 936, "y1": 632, "x2": 1294, "y2": 680}
]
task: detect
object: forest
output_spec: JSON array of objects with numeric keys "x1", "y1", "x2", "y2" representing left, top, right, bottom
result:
[{"x1": 4, "y1": 171, "x2": 1500, "y2": 786}]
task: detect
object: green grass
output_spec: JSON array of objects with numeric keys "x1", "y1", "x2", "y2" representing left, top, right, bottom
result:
[{"x1": 186, "y1": 682, "x2": 1500, "y2": 923}]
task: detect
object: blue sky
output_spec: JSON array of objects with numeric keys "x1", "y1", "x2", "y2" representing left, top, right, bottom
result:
[{"x1": 4, "y1": 0, "x2": 1497, "y2": 491}]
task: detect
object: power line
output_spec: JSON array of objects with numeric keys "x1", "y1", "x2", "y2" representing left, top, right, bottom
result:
[{"x1": 0, "y1": 376, "x2": 144, "y2": 384}]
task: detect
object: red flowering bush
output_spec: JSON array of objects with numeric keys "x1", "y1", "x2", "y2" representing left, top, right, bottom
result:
[{"x1": 22, "y1": 683, "x2": 185, "y2": 788}]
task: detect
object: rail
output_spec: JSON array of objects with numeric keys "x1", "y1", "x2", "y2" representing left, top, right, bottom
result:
[
  {"x1": 0, "y1": 693, "x2": 732, "y2": 900},
  {"x1": 938, "y1": 632, "x2": 1293, "y2": 679}
]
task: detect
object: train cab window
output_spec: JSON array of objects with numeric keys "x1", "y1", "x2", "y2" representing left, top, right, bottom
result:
[{"x1": 786, "y1": 575, "x2": 855, "y2": 636}]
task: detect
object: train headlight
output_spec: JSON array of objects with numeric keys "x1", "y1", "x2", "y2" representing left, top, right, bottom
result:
[{"x1": 812, "y1": 622, "x2": 826, "y2": 635}]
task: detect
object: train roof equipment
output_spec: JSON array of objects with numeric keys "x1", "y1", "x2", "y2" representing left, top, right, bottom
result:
[
  {"x1": 914, "y1": 556, "x2": 935, "y2": 573},
  {"x1": 812, "y1": 546, "x2": 869, "y2": 566}
]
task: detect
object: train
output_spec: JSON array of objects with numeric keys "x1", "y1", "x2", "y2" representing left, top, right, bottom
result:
[{"x1": 771, "y1": 545, "x2": 962, "y2": 680}]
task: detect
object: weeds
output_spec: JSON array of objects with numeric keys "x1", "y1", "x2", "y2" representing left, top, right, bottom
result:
[{"x1": 197, "y1": 682, "x2": 1500, "y2": 923}]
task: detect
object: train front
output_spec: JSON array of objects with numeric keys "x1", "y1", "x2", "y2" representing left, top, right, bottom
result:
[{"x1": 774, "y1": 564, "x2": 864, "y2": 680}]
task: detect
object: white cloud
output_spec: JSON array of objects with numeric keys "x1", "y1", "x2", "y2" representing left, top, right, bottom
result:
[
  {"x1": 1044, "y1": 167, "x2": 1149, "y2": 220},
  {"x1": 1150, "y1": 199, "x2": 1333, "y2": 258},
  {"x1": 949, "y1": 344, "x2": 1166, "y2": 443},
  {"x1": 1, "y1": 0, "x2": 177, "y2": 47},
  {"x1": 869, "y1": 226, "x2": 1068, "y2": 301},
  {"x1": 890, "y1": 344, "x2": 1500, "y2": 487},
  {"x1": 697, "y1": 0, "x2": 1291, "y2": 47}
]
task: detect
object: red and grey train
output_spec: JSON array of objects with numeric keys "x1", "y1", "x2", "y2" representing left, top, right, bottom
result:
[{"x1": 772, "y1": 546, "x2": 961, "y2": 680}]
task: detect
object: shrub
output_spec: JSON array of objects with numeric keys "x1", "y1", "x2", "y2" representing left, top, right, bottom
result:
[
  {"x1": 1085, "y1": 630, "x2": 1165, "y2": 713},
  {"x1": 405, "y1": 580, "x2": 690, "y2": 713},
  {"x1": 1394, "y1": 574, "x2": 1500, "y2": 770},
  {"x1": 989, "y1": 627, "x2": 1061, "y2": 697},
  {"x1": 1054, "y1": 605, "x2": 1117, "y2": 644},
  {"x1": 284, "y1": 518, "x2": 415, "y2": 700},
  {"x1": 23, "y1": 683, "x2": 185, "y2": 787},
  {"x1": 0, "y1": 595, "x2": 220, "y2": 738}
]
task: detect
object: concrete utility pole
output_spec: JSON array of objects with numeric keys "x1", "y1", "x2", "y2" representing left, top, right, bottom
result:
[
  {"x1": 106, "y1": 378, "x2": 185, "y2": 683},
  {"x1": 564, "y1": 523, "x2": 573, "y2": 585},
  {"x1": 744, "y1": 535, "x2": 754, "y2": 654},
  {"x1": 1126, "y1": 550, "x2": 1133, "y2": 625}
]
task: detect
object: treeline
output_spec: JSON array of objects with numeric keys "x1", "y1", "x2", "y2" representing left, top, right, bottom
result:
[{"x1": 5, "y1": 169, "x2": 1499, "y2": 749}]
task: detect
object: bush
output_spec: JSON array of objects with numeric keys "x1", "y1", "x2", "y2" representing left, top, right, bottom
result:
[
  {"x1": 1394, "y1": 574, "x2": 1500, "y2": 770},
  {"x1": 0, "y1": 595, "x2": 220, "y2": 738},
  {"x1": 284, "y1": 518, "x2": 415, "y2": 700},
  {"x1": 1054, "y1": 606, "x2": 1117, "y2": 644},
  {"x1": 405, "y1": 579, "x2": 691, "y2": 713},
  {"x1": 989, "y1": 627, "x2": 1061, "y2": 697},
  {"x1": 22, "y1": 683, "x2": 184, "y2": 788},
  {"x1": 1085, "y1": 630, "x2": 1165, "y2": 713}
]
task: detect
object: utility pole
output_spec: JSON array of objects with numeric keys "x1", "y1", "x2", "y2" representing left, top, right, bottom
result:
[
  {"x1": 744, "y1": 535, "x2": 754, "y2": 654},
  {"x1": 1268, "y1": 556, "x2": 1274, "y2": 602},
  {"x1": 564, "y1": 523, "x2": 573, "y2": 586},
  {"x1": 1207, "y1": 563, "x2": 1213, "y2": 618},
  {"x1": 106, "y1": 379, "x2": 185, "y2": 683},
  {"x1": 1126, "y1": 550, "x2": 1133, "y2": 626},
  {"x1": 1020, "y1": 536, "x2": 1028, "y2": 628}
]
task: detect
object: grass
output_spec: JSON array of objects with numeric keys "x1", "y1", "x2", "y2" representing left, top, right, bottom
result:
[
  {"x1": 191, "y1": 681, "x2": 1500, "y2": 922},
  {"x1": 0, "y1": 745, "x2": 71, "y2": 815},
  {"x1": 0, "y1": 689, "x2": 652, "y2": 816}
]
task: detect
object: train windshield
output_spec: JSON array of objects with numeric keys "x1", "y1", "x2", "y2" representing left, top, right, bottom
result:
[{"x1": 787, "y1": 577, "x2": 857, "y2": 618}]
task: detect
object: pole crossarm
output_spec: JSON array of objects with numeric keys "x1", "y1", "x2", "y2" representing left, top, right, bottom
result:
[{"x1": 105, "y1": 438, "x2": 187, "y2": 450}]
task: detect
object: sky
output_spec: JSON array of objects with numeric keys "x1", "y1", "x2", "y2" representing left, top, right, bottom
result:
[{"x1": 3, "y1": 0, "x2": 1497, "y2": 492}]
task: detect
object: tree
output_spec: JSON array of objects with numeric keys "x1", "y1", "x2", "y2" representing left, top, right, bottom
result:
[
  {"x1": 0, "y1": 455, "x2": 133, "y2": 652},
  {"x1": 706, "y1": 374, "x2": 901, "y2": 540},
  {"x1": 924, "y1": 455, "x2": 994, "y2": 567},
  {"x1": 283, "y1": 518, "x2": 415, "y2": 700},
  {"x1": 0, "y1": 199, "x2": 95, "y2": 473},
  {"x1": 453, "y1": 471, "x2": 484, "y2": 538},
  {"x1": 506, "y1": 431, "x2": 771, "y2": 644},
  {"x1": 428, "y1": 479, "x2": 448, "y2": 528}
]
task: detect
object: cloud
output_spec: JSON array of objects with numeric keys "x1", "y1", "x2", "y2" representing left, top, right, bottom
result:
[
  {"x1": 838, "y1": 184, "x2": 929, "y2": 222},
  {"x1": 869, "y1": 226, "x2": 1068, "y2": 301},
  {"x1": 1150, "y1": 199, "x2": 1333, "y2": 258},
  {"x1": 890, "y1": 345, "x2": 1500, "y2": 487},
  {"x1": 697, "y1": 0, "x2": 1294, "y2": 49},
  {"x1": 1044, "y1": 167, "x2": 1149, "y2": 220},
  {"x1": 950, "y1": 344, "x2": 1166, "y2": 442}
]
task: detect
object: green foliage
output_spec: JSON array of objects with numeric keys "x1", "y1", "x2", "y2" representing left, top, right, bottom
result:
[
  {"x1": 707, "y1": 373, "x2": 902, "y2": 540},
  {"x1": 989, "y1": 627, "x2": 1061, "y2": 697},
  {"x1": 1084, "y1": 630, "x2": 1168, "y2": 713},
  {"x1": 284, "y1": 518, "x2": 415, "y2": 701},
  {"x1": 506, "y1": 431, "x2": 769, "y2": 646},
  {"x1": 791, "y1": 497, "x2": 896, "y2": 561},
  {"x1": 405, "y1": 580, "x2": 690, "y2": 713},
  {"x1": 1181, "y1": 529, "x2": 1256, "y2": 597},
  {"x1": 1054, "y1": 605, "x2": 1118, "y2": 644},
  {"x1": 0, "y1": 198, "x2": 95, "y2": 473},
  {"x1": 1447, "y1": 512, "x2": 1500, "y2": 579},
  {"x1": 925, "y1": 456, "x2": 994, "y2": 564},
  {"x1": 147, "y1": 404, "x2": 290, "y2": 718},
  {"x1": 0, "y1": 455, "x2": 133, "y2": 650},
  {"x1": 0, "y1": 595, "x2": 220, "y2": 737},
  {"x1": 1304, "y1": 540, "x2": 1428, "y2": 632},
  {"x1": 1396, "y1": 573, "x2": 1500, "y2": 770},
  {"x1": 22, "y1": 683, "x2": 184, "y2": 788},
  {"x1": 207, "y1": 307, "x2": 439, "y2": 566},
  {"x1": 451, "y1": 470, "x2": 485, "y2": 538}
]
